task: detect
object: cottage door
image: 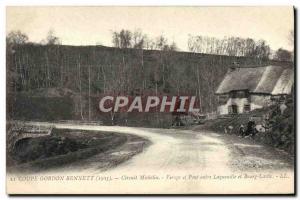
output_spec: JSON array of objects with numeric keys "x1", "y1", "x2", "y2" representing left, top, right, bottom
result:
[{"x1": 232, "y1": 105, "x2": 238, "y2": 114}]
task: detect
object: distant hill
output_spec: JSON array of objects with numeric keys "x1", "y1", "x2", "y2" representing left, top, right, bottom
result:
[{"x1": 7, "y1": 44, "x2": 293, "y2": 122}]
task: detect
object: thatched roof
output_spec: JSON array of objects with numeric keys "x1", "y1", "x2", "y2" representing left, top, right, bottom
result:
[{"x1": 215, "y1": 65, "x2": 294, "y2": 95}]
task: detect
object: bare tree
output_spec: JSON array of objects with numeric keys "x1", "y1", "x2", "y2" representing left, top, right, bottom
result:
[
  {"x1": 155, "y1": 35, "x2": 168, "y2": 50},
  {"x1": 112, "y1": 31, "x2": 121, "y2": 48},
  {"x1": 132, "y1": 29, "x2": 147, "y2": 49},
  {"x1": 288, "y1": 30, "x2": 294, "y2": 61},
  {"x1": 46, "y1": 29, "x2": 61, "y2": 45},
  {"x1": 145, "y1": 38, "x2": 156, "y2": 50},
  {"x1": 77, "y1": 55, "x2": 84, "y2": 120},
  {"x1": 188, "y1": 34, "x2": 271, "y2": 59}
]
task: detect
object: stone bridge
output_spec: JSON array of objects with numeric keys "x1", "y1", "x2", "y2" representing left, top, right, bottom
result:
[{"x1": 7, "y1": 122, "x2": 53, "y2": 152}]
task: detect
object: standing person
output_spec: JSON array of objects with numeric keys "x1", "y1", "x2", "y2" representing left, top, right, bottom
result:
[
  {"x1": 239, "y1": 124, "x2": 245, "y2": 137},
  {"x1": 228, "y1": 126, "x2": 233, "y2": 134},
  {"x1": 280, "y1": 102, "x2": 288, "y2": 115},
  {"x1": 251, "y1": 124, "x2": 258, "y2": 139},
  {"x1": 246, "y1": 119, "x2": 255, "y2": 137}
]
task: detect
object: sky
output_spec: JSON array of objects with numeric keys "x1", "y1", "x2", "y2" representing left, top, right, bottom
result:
[{"x1": 6, "y1": 6, "x2": 294, "y2": 51}]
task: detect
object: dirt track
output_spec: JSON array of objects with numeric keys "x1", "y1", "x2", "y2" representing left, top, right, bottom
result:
[{"x1": 24, "y1": 122, "x2": 293, "y2": 174}]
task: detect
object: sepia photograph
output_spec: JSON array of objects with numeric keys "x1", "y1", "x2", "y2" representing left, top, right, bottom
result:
[{"x1": 5, "y1": 6, "x2": 295, "y2": 194}]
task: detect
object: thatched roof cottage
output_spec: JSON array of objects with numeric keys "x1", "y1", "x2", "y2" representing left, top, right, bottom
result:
[{"x1": 215, "y1": 65, "x2": 294, "y2": 115}]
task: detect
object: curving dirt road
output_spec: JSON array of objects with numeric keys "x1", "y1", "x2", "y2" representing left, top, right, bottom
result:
[
  {"x1": 7, "y1": 122, "x2": 294, "y2": 194},
  {"x1": 24, "y1": 122, "x2": 293, "y2": 174}
]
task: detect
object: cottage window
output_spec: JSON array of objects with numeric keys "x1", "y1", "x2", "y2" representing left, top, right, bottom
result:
[
  {"x1": 218, "y1": 95, "x2": 228, "y2": 104},
  {"x1": 279, "y1": 95, "x2": 286, "y2": 104},
  {"x1": 244, "y1": 104, "x2": 250, "y2": 112}
]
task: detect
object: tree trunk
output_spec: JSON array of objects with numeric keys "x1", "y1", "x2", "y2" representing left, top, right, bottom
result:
[
  {"x1": 78, "y1": 58, "x2": 84, "y2": 120},
  {"x1": 196, "y1": 66, "x2": 202, "y2": 113}
]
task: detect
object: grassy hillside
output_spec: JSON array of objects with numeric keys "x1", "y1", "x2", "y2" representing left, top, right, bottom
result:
[{"x1": 7, "y1": 44, "x2": 292, "y2": 123}]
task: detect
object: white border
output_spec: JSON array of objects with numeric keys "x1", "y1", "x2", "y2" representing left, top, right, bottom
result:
[
  {"x1": 2, "y1": 0, "x2": 300, "y2": 6},
  {"x1": 0, "y1": 0, "x2": 298, "y2": 199}
]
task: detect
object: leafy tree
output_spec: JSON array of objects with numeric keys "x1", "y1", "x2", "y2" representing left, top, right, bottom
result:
[
  {"x1": 112, "y1": 29, "x2": 132, "y2": 48},
  {"x1": 274, "y1": 48, "x2": 292, "y2": 61},
  {"x1": 253, "y1": 40, "x2": 270, "y2": 59},
  {"x1": 119, "y1": 30, "x2": 132, "y2": 48},
  {"x1": 6, "y1": 30, "x2": 29, "y2": 45}
]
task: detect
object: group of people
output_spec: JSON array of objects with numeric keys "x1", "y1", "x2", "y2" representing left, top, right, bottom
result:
[{"x1": 224, "y1": 119, "x2": 258, "y2": 138}]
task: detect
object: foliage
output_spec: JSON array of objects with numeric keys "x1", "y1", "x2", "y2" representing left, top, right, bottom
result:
[
  {"x1": 205, "y1": 102, "x2": 294, "y2": 154},
  {"x1": 6, "y1": 30, "x2": 29, "y2": 45},
  {"x1": 274, "y1": 48, "x2": 292, "y2": 61},
  {"x1": 112, "y1": 29, "x2": 178, "y2": 51},
  {"x1": 45, "y1": 30, "x2": 61, "y2": 45},
  {"x1": 188, "y1": 35, "x2": 271, "y2": 59}
]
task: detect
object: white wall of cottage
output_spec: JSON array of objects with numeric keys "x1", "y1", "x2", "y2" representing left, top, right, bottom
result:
[{"x1": 217, "y1": 94, "x2": 272, "y2": 115}]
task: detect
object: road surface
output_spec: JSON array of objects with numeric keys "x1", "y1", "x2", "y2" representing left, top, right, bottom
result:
[
  {"x1": 8, "y1": 122, "x2": 294, "y2": 194},
  {"x1": 24, "y1": 122, "x2": 293, "y2": 174}
]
